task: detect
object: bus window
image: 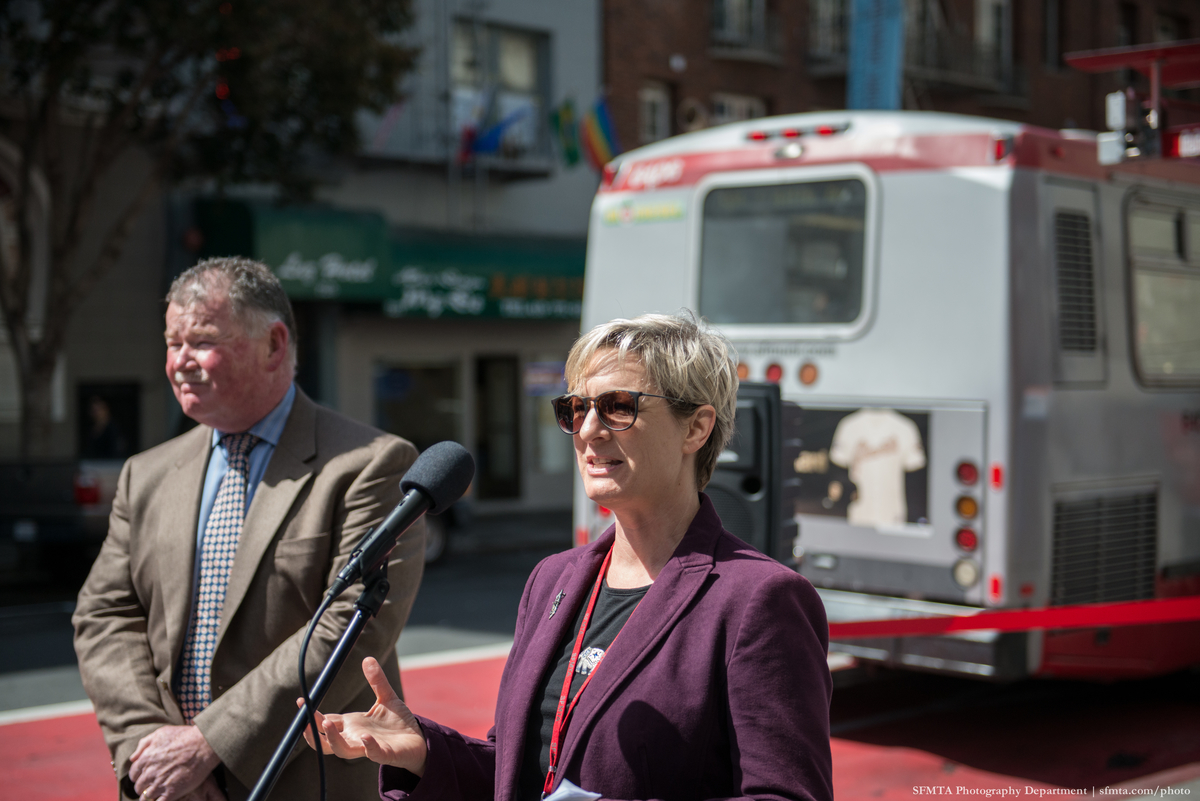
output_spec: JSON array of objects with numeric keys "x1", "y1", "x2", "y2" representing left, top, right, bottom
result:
[
  {"x1": 1128, "y1": 199, "x2": 1200, "y2": 384},
  {"x1": 699, "y1": 179, "x2": 867, "y2": 326}
]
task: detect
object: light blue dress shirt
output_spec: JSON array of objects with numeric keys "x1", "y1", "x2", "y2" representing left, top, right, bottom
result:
[{"x1": 194, "y1": 382, "x2": 297, "y2": 548}]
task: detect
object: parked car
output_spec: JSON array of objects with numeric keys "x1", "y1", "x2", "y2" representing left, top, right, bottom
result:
[{"x1": 0, "y1": 459, "x2": 123, "y2": 584}]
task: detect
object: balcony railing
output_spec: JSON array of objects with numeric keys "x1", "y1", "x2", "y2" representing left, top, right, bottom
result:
[
  {"x1": 711, "y1": 0, "x2": 783, "y2": 61},
  {"x1": 807, "y1": 0, "x2": 1018, "y2": 95}
]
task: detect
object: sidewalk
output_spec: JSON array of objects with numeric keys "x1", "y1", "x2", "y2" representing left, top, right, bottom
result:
[{"x1": 3, "y1": 646, "x2": 1198, "y2": 801}]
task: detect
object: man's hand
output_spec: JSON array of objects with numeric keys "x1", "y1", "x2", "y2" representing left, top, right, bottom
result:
[
  {"x1": 129, "y1": 725, "x2": 221, "y2": 801},
  {"x1": 298, "y1": 656, "x2": 429, "y2": 776}
]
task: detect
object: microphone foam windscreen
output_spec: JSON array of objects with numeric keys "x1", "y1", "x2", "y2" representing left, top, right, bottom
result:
[{"x1": 400, "y1": 441, "x2": 476, "y2": 515}]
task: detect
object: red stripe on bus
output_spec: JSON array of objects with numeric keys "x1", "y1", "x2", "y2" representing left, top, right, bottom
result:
[
  {"x1": 827, "y1": 595, "x2": 1200, "y2": 639},
  {"x1": 601, "y1": 130, "x2": 1200, "y2": 193}
]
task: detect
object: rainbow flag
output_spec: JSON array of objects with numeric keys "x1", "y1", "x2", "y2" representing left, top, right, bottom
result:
[{"x1": 580, "y1": 97, "x2": 621, "y2": 171}]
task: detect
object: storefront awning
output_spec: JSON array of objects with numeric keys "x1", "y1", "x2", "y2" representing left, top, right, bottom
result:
[{"x1": 193, "y1": 200, "x2": 585, "y2": 320}]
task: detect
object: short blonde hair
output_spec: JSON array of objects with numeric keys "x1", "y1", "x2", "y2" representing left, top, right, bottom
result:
[{"x1": 564, "y1": 311, "x2": 738, "y2": 490}]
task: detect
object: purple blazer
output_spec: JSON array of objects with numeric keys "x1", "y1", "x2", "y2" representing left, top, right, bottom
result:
[{"x1": 382, "y1": 495, "x2": 833, "y2": 801}]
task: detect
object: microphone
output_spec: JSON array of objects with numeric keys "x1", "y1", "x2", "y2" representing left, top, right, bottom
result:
[{"x1": 328, "y1": 441, "x2": 475, "y2": 600}]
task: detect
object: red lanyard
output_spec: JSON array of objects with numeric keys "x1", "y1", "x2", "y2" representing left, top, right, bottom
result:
[{"x1": 543, "y1": 545, "x2": 627, "y2": 797}]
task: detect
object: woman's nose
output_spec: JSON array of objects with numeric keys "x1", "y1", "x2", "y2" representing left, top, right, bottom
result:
[{"x1": 578, "y1": 404, "x2": 608, "y2": 440}]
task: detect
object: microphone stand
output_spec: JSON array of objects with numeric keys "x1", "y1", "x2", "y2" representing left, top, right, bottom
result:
[{"x1": 247, "y1": 562, "x2": 391, "y2": 801}]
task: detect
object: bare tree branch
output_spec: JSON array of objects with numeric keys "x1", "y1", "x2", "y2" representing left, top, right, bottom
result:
[{"x1": 44, "y1": 69, "x2": 214, "y2": 362}]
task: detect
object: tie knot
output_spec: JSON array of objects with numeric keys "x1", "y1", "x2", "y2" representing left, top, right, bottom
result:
[{"x1": 222, "y1": 432, "x2": 260, "y2": 459}]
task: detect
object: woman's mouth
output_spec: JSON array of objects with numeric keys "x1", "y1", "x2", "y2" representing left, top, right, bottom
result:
[{"x1": 587, "y1": 456, "x2": 623, "y2": 473}]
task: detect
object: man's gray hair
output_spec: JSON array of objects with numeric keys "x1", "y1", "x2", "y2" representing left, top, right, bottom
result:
[
  {"x1": 166, "y1": 256, "x2": 298, "y2": 368},
  {"x1": 564, "y1": 311, "x2": 739, "y2": 490}
]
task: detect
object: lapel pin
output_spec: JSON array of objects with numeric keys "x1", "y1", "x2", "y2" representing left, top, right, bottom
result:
[{"x1": 549, "y1": 590, "x2": 564, "y2": 619}]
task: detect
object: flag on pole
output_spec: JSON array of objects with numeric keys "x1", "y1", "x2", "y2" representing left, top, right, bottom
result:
[
  {"x1": 473, "y1": 106, "x2": 531, "y2": 154},
  {"x1": 580, "y1": 97, "x2": 621, "y2": 172},
  {"x1": 549, "y1": 99, "x2": 581, "y2": 167}
]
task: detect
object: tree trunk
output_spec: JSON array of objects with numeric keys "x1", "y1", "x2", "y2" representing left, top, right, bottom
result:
[{"x1": 16, "y1": 349, "x2": 57, "y2": 462}]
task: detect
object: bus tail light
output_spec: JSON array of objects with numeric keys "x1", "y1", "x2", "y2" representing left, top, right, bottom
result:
[
  {"x1": 748, "y1": 130, "x2": 770, "y2": 141},
  {"x1": 799, "y1": 362, "x2": 818, "y2": 386},
  {"x1": 781, "y1": 128, "x2": 801, "y2": 138},
  {"x1": 765, "y1": 363, "x2": 783, "y2": 383},
  {"x1": 955, "y1": 527, "x2": 979, "y2": 551},
  {"x1": 736, "y1": 362, "x2": 750, "y2": 380},
  {"x1": 989, "y1": 575, "x2": 1003, "y2": 603},
  {"x1": 956, "y1": 461, "x2": 979, "y2": 486},
  {"x1": 955, "y1": 495, "x2": 979, "y2": 519}
]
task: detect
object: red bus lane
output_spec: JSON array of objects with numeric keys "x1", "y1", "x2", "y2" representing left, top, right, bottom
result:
[{"x1": 2, "y1": 653, "x2": 1198, "y2": 800}]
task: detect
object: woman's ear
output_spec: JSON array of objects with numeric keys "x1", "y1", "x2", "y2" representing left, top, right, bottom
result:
[{"x1": 682, "y1": 405, "x2": 717, "y2": 455}]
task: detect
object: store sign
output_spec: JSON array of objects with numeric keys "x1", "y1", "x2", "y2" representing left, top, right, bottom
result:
[
  {"x1": 381, "y1": 267, "x2": 583, "y2": 320},
  {"x1": 276, "y1": 252, "x2": 381, "y2": 298},
  {"x1": 221, "y1": 201, "x2": 586, "y2": 320},
  {"x1": 383, "y1": 266, "x2": 488, "y2": 318}
]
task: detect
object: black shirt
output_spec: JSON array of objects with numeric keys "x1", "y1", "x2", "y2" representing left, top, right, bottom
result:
[{"x1": 516, "y1": 579, "x2": 650, "y2": 800}]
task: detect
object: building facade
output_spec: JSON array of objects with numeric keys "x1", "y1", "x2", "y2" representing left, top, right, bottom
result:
[
  {"x1": 182, "y1": 0, "x2": 603, "y2": 514},
  {"x1": 603, "y1": 0, "x2": 1200, "y2": 150}
]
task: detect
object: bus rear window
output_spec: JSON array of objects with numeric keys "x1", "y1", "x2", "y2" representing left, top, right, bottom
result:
[{"x1": 699, "y1": 179, "x2": 867, "y2": 326}]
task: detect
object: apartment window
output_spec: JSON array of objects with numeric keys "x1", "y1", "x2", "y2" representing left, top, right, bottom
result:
[
  {"x1": 974, "y1": 0, "x2": 1006, "y2": 81},
  {"x1": 713, "y1": 0, "x2": 767, "y2": 45},
  {"x1": 809, "y1": 0, "x2": 849, "y2": 58},
  {"x1": 451, "y1": 21, "x2": 548, "y2": 158},
  {"x1": 1043, "y1": 0, "x2": 1067, "y2": 68},
  {"x1": 711, "y1": 93, "x2": 766, "y2": 125},
  {"x1": 638, "y1": 83, "x2": 671, "y2": 144},
  {"x1": 1128, "y1": 197, "x2": 1200, "y2": 385},
  {"x1": 1154, "y1": 12, "x2": 1188, "y2": 42},
  {"x1": 1117, "y1": 3, "x2": 1138, "y2": 46}
]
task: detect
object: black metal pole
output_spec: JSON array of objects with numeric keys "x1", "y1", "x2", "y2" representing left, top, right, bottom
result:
[{"x1": 247, "y1": 567, "x2": 391, "y2": 801}]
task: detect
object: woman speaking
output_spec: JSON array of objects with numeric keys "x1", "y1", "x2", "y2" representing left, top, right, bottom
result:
[{"x1": 305, "y1": 312, "x2": 833, "y2": 801}]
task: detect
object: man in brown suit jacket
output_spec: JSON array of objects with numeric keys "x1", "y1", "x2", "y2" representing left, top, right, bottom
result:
[{"x1": 73, "y1": 257, "x2": 424, "y2": 801}]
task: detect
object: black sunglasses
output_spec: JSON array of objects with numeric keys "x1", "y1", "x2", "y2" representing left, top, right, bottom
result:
[{"x1": 551, "y1": 390, "x2": 689, "y2": 434}]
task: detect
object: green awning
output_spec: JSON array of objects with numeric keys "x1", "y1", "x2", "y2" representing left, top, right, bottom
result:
[{"x1": 193, "y1": 200, "x2": 585, "y2": 320}]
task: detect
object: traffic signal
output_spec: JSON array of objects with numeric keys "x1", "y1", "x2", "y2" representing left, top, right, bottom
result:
[{"x1": 1097, "y1": 88, "x2": 1162, "y2": 165}]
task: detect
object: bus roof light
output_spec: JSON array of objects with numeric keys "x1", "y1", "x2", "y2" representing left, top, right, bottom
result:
[
  {"x1": 736, "y1": 362, "x2": 750, "y2": 381},
  {"x1": 816, "y1": 125, "x2": 838, "y2": 136},
  {"x1": 782, "y1": 128, "x2": 801, "y2": 138},
  {"x1": 994, "y1": 135, "x2": 1015, "y2": 161},
  {"x1": 799, "y1": 362, "x2": 819, "y2": 386},
  {"x1": 748, "y1": 130, "x2": 770, "y2": 141},
  {"x1": 765, "y1": 363, "x2": 783, "y2": 383}
]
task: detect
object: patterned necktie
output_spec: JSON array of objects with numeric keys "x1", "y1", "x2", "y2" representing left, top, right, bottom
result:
[{"x1": 178, "y1": 432, "x2": 260, "y2": 724}]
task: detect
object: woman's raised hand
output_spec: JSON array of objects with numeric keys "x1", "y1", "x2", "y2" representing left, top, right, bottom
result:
[{"x1": 298, "y1": 656, "x2": 429, "y2": 776}]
